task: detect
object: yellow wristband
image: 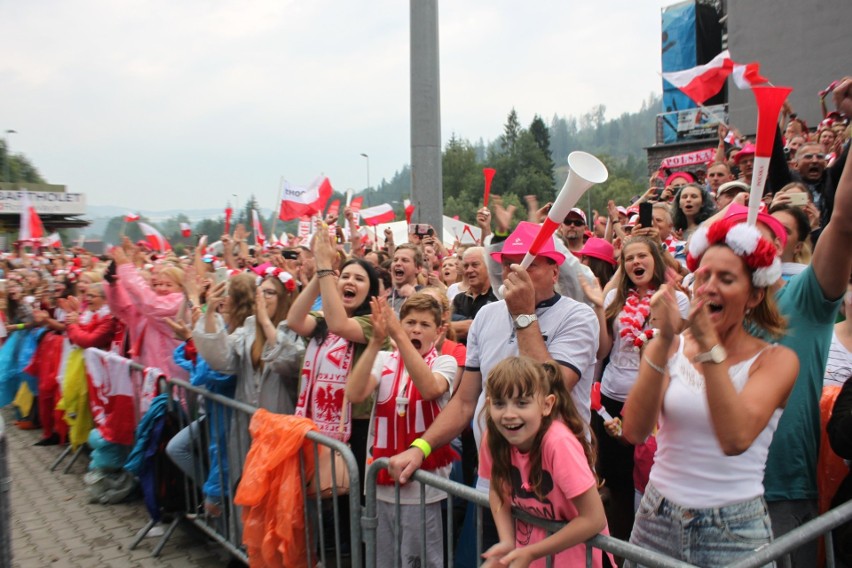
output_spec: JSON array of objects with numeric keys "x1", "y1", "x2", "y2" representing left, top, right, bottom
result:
[{"x1": 410, "y1": 438, "x2": 432, "y2": 459}]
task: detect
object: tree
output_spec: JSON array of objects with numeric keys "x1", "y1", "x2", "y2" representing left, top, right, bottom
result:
[
  {"x1": 500, "y1": 108, "x2": 521, "y2": 153},
  {"x1": 1, "y1": 140, "x2": 45, "y2": 183}
]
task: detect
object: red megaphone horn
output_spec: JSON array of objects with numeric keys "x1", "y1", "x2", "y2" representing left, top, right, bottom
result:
[
  {"x1": 482, "y1": 168, "x2": 496, "y2": 207},
  {"x1": 747, "y1": 85, "x2": 793, "y2": 226}
]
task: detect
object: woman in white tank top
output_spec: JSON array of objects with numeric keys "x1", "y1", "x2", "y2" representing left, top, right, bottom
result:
[{"x1": 622, "y1": 218, "x2": 799, "y2": 566}]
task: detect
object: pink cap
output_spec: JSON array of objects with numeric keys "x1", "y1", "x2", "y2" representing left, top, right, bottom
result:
[
  {"x1": 490, "y1": 221, "x2": 566, "y2": 265},
  {"x1": 734, "y1": 143, "x2": 756, "y2": 164},
  {"x1": 666, "y1": 172, "x2": 694, "y2": 186},
  {"x1": 579, "y1": 237, "x2": 616, "y2": 267}
]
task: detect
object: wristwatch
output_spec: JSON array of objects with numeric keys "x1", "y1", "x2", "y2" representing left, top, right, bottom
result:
[
  {"x1": 693, "y1": 344, "x2": 727, "y2": 364},
  {"x1": 514, "y1": 314, "x2": 538, "y2": 330}
]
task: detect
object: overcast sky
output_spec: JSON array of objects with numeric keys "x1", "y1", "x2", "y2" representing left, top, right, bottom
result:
[{"x1": 2, "y1": 0, "x2": 679, "y2": 212}]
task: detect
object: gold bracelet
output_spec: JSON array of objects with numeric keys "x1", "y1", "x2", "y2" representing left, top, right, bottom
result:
[{"x1": 643, "y1": 355, "x2": 666, "y2": 375}]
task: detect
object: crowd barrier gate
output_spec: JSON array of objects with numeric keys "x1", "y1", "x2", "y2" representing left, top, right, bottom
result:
[
  {"x1": 129, "y1": 376, "x2": 362, "y2": 568},
  {"x1": 18, "y1": 342, "x2": 851, "y2": 568},
  {"x1": 364, "y1": 457, "x2": 852, "y2": 568}
]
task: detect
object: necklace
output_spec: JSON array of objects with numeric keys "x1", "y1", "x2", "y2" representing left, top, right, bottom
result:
[{"x1": 619, "y1": 289, "x2": 654, "y2": 351}]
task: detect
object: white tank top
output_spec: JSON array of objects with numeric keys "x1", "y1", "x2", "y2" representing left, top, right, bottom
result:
[{"x1": 648, "y1": 337, "x2": 782, "y2": 508}]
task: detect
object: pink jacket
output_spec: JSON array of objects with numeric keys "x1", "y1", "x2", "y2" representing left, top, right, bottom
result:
[{"x1": 107, "y1": 264, "x2": 188, "y2": 381}]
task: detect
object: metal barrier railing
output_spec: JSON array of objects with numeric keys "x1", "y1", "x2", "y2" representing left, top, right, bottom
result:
[
  {"x1": 128, "y1": 376, "x2": 362, "y2": 567},
  {"x1": 0, "y1": 415, "x2": 11, "y2": 567},
  {"x1": 364, "y1": 458, "x2": 852, "y2": 568}
]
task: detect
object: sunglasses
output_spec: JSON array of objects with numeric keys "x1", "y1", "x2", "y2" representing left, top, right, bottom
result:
[
  {"x1": 563, "y1": 219, "x2": 585, "y2": 227},
  {"x1": 801, "y1": 153, "x2": 826, "y2": 161}
]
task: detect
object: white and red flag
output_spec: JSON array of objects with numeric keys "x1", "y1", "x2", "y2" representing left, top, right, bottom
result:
[
  {"x1": 279, "y1": 177, "x2": 333, "y2": 221},
  {"x1": 19, "y1": 192, "x2": 45, "y2": 242},
  {"x1": 349, "y1": 196, "x2": 364, "y2": 214},
  {"x1": 137, "y1": 222, "x2": 172, "y2": 252},
  {"x1": 359, "y1": 204, "x2": 395, "y2": 226},
  {"x1": 84, "y1": 349, "x2": 137, "y2": 446},
  {"x1": 124, "y1": 212, "x2": 140, "y2": 222},
  {"x1": 251, "y1": 209, "x2": 266, "y2": 247},
  {"x1": 42, "y1": 233, "x2": 62, "y2": 248},
  {"x1": 404, "y1": 199, "x2": 415, "y2": 225},
  {"x1": 180, "y1": 223, "x2": 192, "y2": 238},
  {"x1": 662, "y1": 50, "x2": 769, "y2": 104}
]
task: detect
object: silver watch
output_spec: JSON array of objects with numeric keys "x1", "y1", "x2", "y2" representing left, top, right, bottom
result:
[
  {"x1": 693, "y1": 344, "x2": 727, "y2": 364},
  {"x1": 514, "y1": 314, "x2": 538, "y2": 330}
]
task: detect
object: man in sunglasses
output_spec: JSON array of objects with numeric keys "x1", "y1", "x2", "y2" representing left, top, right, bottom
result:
[{"x1": 557, "y1": 207, "x2": 587, "y2": 254}]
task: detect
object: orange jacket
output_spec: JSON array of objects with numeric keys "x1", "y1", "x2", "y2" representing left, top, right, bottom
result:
[{"x1": 235, "y1": 409, "x2": 318, "y2": 568}]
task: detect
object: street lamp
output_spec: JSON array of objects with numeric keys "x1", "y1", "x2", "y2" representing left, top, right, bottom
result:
[
  {"x1": 4, "y1": 129, "x2": 16, "y2": 182},
  {"x1": 359, "y1": 153, "x2": 370, "y2": 193},
  {"x1": 232, "y1": 193, "x2": 240, "y2": 223}
]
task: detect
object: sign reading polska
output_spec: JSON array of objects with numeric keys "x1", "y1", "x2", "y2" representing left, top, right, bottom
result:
[
  {"x1": 0, "y1": 191, "x2": 87, "y2": 215},
  {"x1": 659, "y1": 148, "x2": 715, "y2": 169}
]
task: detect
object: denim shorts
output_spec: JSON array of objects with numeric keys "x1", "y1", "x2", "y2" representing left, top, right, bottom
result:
[{"x1": 625, "y1": 483, "x2": 774, "y2": 568}]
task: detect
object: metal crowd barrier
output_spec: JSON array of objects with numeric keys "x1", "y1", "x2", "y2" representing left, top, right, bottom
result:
[
  {"x1": 364, "y1": 457, "x2": 852, "y2": 568},
  {"x1": 0, "y1": 415, "x2": 11, "y2": 567},
  {"x1": 128, "y1": 376, "x2": 362, "y2": 568}
]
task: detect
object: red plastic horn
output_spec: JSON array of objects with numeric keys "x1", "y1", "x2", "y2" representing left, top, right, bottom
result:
[
  {"x1": 482, "y1": 168, "x2": 496, "y2": 207},
  {"x1": 747, "y1": 86, "x2": 793, "y2": 225}
]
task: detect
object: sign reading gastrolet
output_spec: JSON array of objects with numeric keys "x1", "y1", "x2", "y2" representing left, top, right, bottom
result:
[{"x1": 0, "y1": 191, "x2": 87, "y2": 215}]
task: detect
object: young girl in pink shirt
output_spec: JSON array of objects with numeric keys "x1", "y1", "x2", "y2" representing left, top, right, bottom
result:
[{"x1": 480, "y1": 357, "x2": 613, "y2": 568}]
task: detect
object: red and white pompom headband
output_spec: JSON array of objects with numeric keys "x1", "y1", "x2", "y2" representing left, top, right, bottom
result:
[
  {"x1": 686, "y1": 220, "x2": 781, "y2": 288},
  {"x1": 260, "y1": 267, "x2": 296, "y2": 292}
]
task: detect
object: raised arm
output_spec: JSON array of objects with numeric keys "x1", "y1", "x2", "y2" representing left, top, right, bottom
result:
[
  {"x1": 345, "y1": 298, "x2": 387, "y2": 404},
  {"x1": 312, "y1": 224, "x2": 367, "y2": 342},
  {"x1": 811, "y1": 77, "x2": 852, "y2": 300}
]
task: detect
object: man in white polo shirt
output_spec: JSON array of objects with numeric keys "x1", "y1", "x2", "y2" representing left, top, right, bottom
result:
[{"x1": 389, "y1": 220, "x2": 599, "y2": 480}]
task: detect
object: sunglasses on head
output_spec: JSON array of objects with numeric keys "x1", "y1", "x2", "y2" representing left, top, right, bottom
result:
[
  {"x1": 563, "y1": 218, "x2": 584, "y2": 227},
  {"x1": 801, "y1": 153, "x2": 826, "y2": 161}
]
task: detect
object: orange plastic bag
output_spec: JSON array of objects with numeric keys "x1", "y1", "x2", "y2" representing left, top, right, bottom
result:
[{"x1": 235, "y1": 409, "x2": 318, "y2": 568}]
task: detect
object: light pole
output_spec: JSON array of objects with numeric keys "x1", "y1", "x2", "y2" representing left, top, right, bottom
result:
[
  {"x1": 4, "y1": 129, "x2": 16, "y2": 182},
  {"x1": 360, "y1": 152, "x2": 370, "y2": 198},
  {"x1": 232, "y1": 193, "x2": 240, "y2": 224}
]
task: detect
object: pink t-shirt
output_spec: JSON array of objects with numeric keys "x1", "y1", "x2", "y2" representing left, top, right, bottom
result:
[{"x1": 479, "y1": 420, "x2": 611, "y2": 568}]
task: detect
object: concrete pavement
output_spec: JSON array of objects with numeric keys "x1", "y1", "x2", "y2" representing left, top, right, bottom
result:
[{"x1": 3, "y1": 407, "x2": 234, "y2": 568}]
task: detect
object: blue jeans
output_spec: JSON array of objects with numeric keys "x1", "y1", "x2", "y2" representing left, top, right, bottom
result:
[{"x1": 626, "y1": 483, "x2": 774, "y2": 567}]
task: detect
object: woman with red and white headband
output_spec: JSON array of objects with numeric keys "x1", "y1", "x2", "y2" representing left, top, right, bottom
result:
[{"x1": 622, "y1": 218, "x2": 799, "y2": 565}]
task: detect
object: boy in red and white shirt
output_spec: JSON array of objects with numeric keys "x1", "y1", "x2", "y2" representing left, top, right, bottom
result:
[{"x1": 347, "y1": 293, "x2": 458, "y2": 568}]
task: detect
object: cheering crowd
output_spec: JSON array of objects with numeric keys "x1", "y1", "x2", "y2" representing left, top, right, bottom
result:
[{"x1": 1, "y1": 76, "x2": 851, "y2": 567}]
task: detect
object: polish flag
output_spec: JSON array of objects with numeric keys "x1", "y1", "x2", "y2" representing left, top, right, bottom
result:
[
  {"x1": 251, "y1": 209, "x2": 266, "y2": 247},
  {"x1": 359, "y1": 204, "x2": 395, "y2": 226},
  {"x1": 279, "y1": 177, "x2": 333, "y2": 221},
  {"x1": 124, "y1": 213, "x2": 140, "y2": 222},
  {"x1": 349, "y1": 196, "x2": 364, "y2": 215},
  {"x1": 42, "y1": 233, "x2": 63, "y2": 248},
  {"x1": 84, "y1": 349, "x2": 137, "y2": 446},
  {"x1": 137, "y1": 222, "x2": 172, "y2": 252},
  {"x1": 19, "y1": 192, "x2": 45, "y2": 242},
  {"x1": 404, "y1": 199, "x2": 415, "y2": 224},
  {"x1": 662, "y1": 50, "x2": 768, "y2": 104},
  {"x1": 180, "y1": 223, "x2": 192, "y2": 238}
]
